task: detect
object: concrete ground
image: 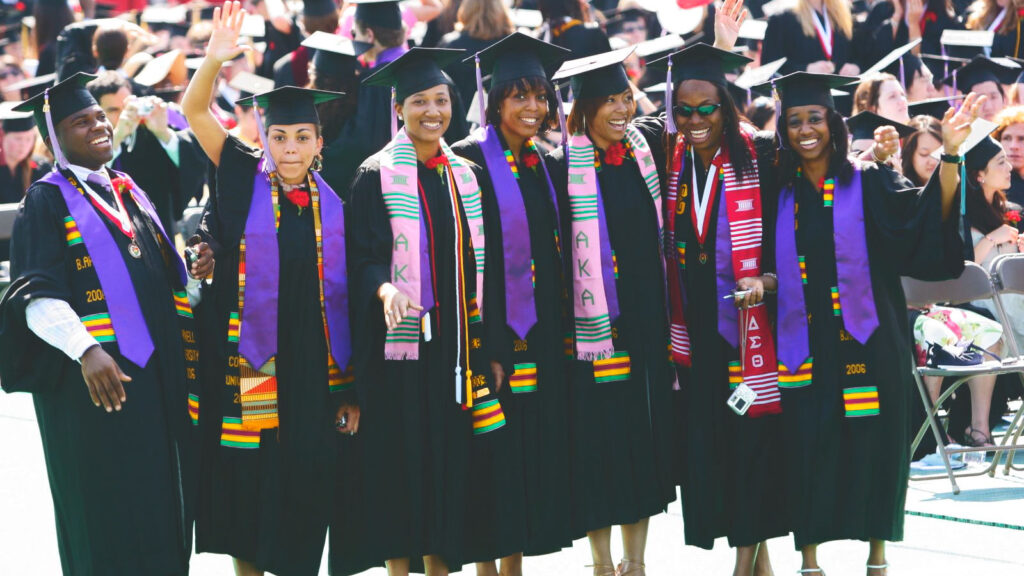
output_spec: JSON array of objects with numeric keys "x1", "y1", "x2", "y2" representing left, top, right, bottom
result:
[{"x1": 3, "y1": 391, "x2": 1023, "y2": 576}]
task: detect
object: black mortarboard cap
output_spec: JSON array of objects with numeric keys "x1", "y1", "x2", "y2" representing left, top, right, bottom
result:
[
  {"x1": 648, "y1": 42, "x2": 750, "y2": 87},
  {"x1": 0, "y1": 102, "x2": 34, "y2": 133},
  {"x1": 966, "y1": 135, "x2": 1002, "y2": 172},
  {"x1": 241, "y1": 86, "x2": 345, "y2": 126},
  {"x1": 14, "y1": 72, "x2": 97, "y2": 141},
  {"x1": 353, "y1": 0, "x2": 402, "y2": 30},
  {"x1": 907, "y1": 95, "x2": 962, "y2": 120},
  {"x1": 941, "y1": 55, "x2": 1021, "y2": 91},
  {"x1": 4, "y1": 72, "x2": 56, "y2": 101},
  {"x1": 302, "y1": 31, "x2": 372, "y2": 78},
  {"x1": 861, "y1": 39, "x2": 921, "y2": 81},
  {"x1": 845, "y1": 111, "x2": 916, "y2": 141},
  {"x1": 763, "y1": 71, "x2": 857, "y2": 110},
  {"x1": 552, "y1": 46, "x2": 634, "y2": 100},
  {"x1": 304, "y1": 0, "x2": 338, "y2": 17},
  {"x1": 363, "y1": 47, "x2": 464, "y2": 102},
  {"x1": 465, "y1": 32, "x2": 569, "y2": 90}
]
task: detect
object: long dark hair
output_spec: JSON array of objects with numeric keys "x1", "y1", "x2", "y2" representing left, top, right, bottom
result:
[
  {"x1": 485, "y1": 76, "x2": 558, "y2": 138},
  {"x1": 775, "y1": 107, "x2": 853, "y2": 187},
  {"x1": 665, "y1": 81, "x2": 754, "y2": 179},
  {"x1": 901, "y1": 116, "x2": 942, "y2": 187},
  {"x1": 966, "y1": 172, "x2": 1008, "y2": 234}
]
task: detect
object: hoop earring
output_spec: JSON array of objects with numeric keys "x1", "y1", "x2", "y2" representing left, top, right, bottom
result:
[{"x1": 312, "y1": 154, "x2": 323, "y2": 172}]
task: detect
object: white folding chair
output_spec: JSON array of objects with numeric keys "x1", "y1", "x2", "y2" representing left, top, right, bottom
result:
[
  {"x1": 902, "y1": 261, "x2": 1024, "y2": 494},
  {"x1": 987, "y1": 253, "x2": 1024, "y2": 475}
]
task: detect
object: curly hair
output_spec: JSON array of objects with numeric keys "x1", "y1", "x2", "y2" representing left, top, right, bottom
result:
[
  {"x1": 775, "y1": 107, "x2": 853, "y2": 188},
  {"x1": 485, "y1": 76, "x2": 558, "y2": 136},
  {"x1": 994, "y1": 105, "x2": 1024, "y2": 140}
]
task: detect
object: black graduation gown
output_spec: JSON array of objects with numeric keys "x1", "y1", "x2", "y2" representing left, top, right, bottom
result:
[
  {"x1": 451, "y1": 135, "x2": 573, "y2": 557},
  {"x1": 858, "y1": 2, "x2": 963, "y2": 67},
  {"x1": 437, "y1": 33, "x2": 492, "y2": 113},
  {"x1": 548, "y1": 20, "x2": 611, "y2": 58},
  {"x1": 258, "y1": 15, "x2": 303, "y2": 80},
  {"x1": 671, "y1": 134, "x2": 789, "y2": 550},
  {"x1": 545, "y1": 125, "x2": 677, "y2": 535},
  {"x1": 273, "y1": 46, "x2": 311, "y2": 89},
  {"x1": 195, "y1": 136, "x2": 348, "y2": 576},
  {"x1": 1007, "y1": 172, "x2": 1024, "y2": 212},
  {"x1": 348, "y1": 154, "x2": 507, "y2": 571},
  {"x1": 0, "y1": 160, "x2": 50, "y2": 260},
  {"x1": 0, "y1": 177, "x2": 197, "y2": 576},
  {"x1": 320, "y1": 117, "x2": 375, "y2": 204},
  {"x1": 993, "y1": 27, "x2": 1024, "y2": 59},
  {"x1": 779, "y1": 163, "x2": 963, "y2": 549},
  {"x1": 761, "y1": 10, "x2": 857, "y2": 75},
  {"x1": 112, "y1": 127, "x2": 206, "y2": 236}
]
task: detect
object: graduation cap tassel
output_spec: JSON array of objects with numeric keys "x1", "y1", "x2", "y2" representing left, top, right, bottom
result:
[
  {"x1": 772, "y1": 81, "x2": 785, "y2": 151},
  {"x1": 555, "y1": 84, "x2": 568, "y2": 148},
  {"x1": 390, "y1": 86, "x2": 398, "y2": 138},
  {"x1": 474, "y1": 53, "x2": 487, "y2": 128},
  {"x1": 899, "y1": 57, "x2": 906, "y2": 89},
  {"x1": 43, "y1": 89, "x2": 67, "y2": 169},
  {"x1": 665, "y1": 60, "x2": 677, "y2": 135},
  {"x1": 252, "y1": 103, "x2": 276, "y2": 173}
]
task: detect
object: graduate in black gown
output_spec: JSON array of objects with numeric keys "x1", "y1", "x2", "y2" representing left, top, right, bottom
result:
[
  {"x1": 451, "y1": 33, "x2": 573, "y2": 572},
  {"x1": 647, "y1": 37, "x2": 788, "y2": 574},
  {"x1": 272, "y1": 0, "x2": 339, "y2": 89},
  {"x1": 538, "y1": 0, "x2": 612, "y2": 58},
  {"x1": 765, "y1": 71, "x2": 974, "y2": 575},
  {"x1": 545, "y1": 48, "x2": 676, "y2": 576},
  {"x1": 351, "y1": 46, "x2": 511, "y2": 575},
  {"x1": 182, "y1": 5, "x2": 359, "y2": 575},
  {"x1": 761, "y1": 0, "x2": 863, "y2": 76},
  {"x1": 304, "y1": 31, "x2": 372, "y2": 202},
  {"x1": 0, "y1": 72, "x2": 209, "y2": 576},
  {"x1": 0, "y1": 108, "x2": 50, "y2": 259}
]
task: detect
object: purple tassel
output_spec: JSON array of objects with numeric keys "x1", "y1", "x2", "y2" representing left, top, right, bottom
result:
[
  {"x1": 475, "y1": 54, "x2": 487, "y2": 128},
  {"x1": 773, "y1": 81, "x2": 785, "y2": 150},
  {"x1": 555, "y1": 84, "x2": 568, "y2": 148},
  {"x1": 44, "y1": 89, "x2": 67, "y2": 168},
  {"x1": 390, "y1": 86, "x2": 398, "y2": 138},
  {"x1": 252, "y1": 103, "x2": 276, "y2": 173},
  {"x1": 665, "y1": 60, "x2": 677, "y2": 134},
  {"x1": 899, "y1": 57, "x2": 906, "y2": 88}
]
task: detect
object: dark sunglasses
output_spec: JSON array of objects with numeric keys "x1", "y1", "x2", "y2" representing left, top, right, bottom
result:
[{"x1": 673, "y1": 103, "x2": 722, "y2": 117}]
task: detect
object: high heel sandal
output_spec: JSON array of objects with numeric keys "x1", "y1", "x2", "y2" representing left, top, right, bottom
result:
[
  {"x1": 965, "y1": 426, "x2": 995, "y2": 448},
  {"x1": 797, "y1": 569, "x2": 825, "y2": 575},
  {"x1": 867, "y1": 562, "x2": 888, "y2": 575},
  {"x1": 585, "y1": 563, "x2": 616, "y2": 576},
  {"x1": 618, "y1": 559, "x2": 645, "y2": 575}
]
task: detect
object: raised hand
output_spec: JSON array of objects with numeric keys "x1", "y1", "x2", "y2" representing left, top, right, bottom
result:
[
  {"x1": 942, "y1": 92, "x2": 984, "y2": 154},
  {"x1": 714, "y1": 0, "x2": 749, "y2": 52},
  {"x1": 871, "y1": 125, "x2": 901, "y2": 163},
  {"x1": 207, "y1": 1, "x2": 250, "y2": 64}
]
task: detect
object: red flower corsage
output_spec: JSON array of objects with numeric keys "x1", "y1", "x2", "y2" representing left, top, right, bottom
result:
[
  {"x1": 425, "y1": 154, "x2": 448, "y2": 177},
  {"x1": 285, "y1": 189, "x2": 310, "y2": 214},
  {"x1": 110, "y1": 176, "x2": 133, "y2": 195},
  {"x1": 604, "y1": 141, "x2": 627, "y2": 166},
  {"x1": 1007, "y1": 210, "x2": 1022, "y2": 224},
  {"x1": 522, "y1": 150, "x2": 541, "y2": 169}
]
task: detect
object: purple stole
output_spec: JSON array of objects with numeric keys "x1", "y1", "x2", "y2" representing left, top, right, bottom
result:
[
  {"x1": 41, "y1": 169, "x2": 187, "y2": 368},
  {"x1": 776, "y1": 168, "x2": 880, "y2": 373}
]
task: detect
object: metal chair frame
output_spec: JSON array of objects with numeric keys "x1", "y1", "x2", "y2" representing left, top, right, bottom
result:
[{"x1": 903, "y1": 259, "x2": 1024, "y2": 495}]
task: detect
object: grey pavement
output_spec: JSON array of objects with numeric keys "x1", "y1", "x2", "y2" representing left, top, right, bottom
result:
[{"x1": 3, "y1": 391, "x2": 1023, "y2": 576}]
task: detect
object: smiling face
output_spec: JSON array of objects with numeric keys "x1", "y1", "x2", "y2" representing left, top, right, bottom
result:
[
  {"x1": 3, "y1": 129, "x2": 35, "y2": 165},
  {"x1": 587, "y1": 88, "x2": 635, "y2": 149},
  {"x1": 785, "y1": 104, "x2": 831, "y2": 163},
  {"x1": 499, "y1": 83, "x2": 548, "y2": 143},
  {"x1": 56, "y1": 105, "x2": 114, "y2": 170},
  {"x1": 876, "y1": 79, "x2": 910, "y2": 123},
  {"x1": 674, "y1": 79, "x2": 724, "y2": 155},
  {"x1": 397, "y1": 84, "x2": 452, "y2": 148},
  {"x1": 266, "y1": 123, "x2": 322, "y2": 185}
]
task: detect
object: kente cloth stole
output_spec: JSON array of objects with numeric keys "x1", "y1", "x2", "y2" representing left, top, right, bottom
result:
[
  {"x1": 223, "y1": 160, "x2": 352, "y2": 442},
  {"x1": 776, "y1": 168, "x2": 880, "y2": 417},
  {"x1": 664, "y1": 133, "x2": 781, "y2": 416},
  {"x1": 379, "y1": 128, "x2": 487, "y2": 407},
  {"x1": 44, "y1": 169, "x2": 201, "y2": 424},
  {"x1": 566, "y1": 126, "x2": 662, "y2": 361}
]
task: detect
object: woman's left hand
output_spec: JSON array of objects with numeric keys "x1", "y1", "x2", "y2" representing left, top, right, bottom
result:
[
  {"x1": 336, "y1": 403, "x2": 360, "y2": 435},
  {"x1": 942, "y1": 92, "x2": 984, "y2": 154},
  {"x1": 871, "y1": 125, "x2": 901, "y2": 163},
  {"x1": 491, "y1": 360, "x2": 505, "y2": 393},
  {"x1": 713, "y1": 0, "x2": 748, "y2": 52},
  {"x1": 735, "y1": 276, "x2": 766, "y2": 308}
]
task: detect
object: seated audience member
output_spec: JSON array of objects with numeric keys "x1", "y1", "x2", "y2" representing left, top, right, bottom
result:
[{"x1": 994, "y1": 106, "x2": 1024, "y2": 208}]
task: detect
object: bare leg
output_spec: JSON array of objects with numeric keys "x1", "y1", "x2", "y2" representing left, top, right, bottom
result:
[
  {"x1": 587, "y1": 526, "x2": 615, "y2": 575},
  {"x1": 966, "y1": 372, "x2": 997, "y2": 445},
  {"x1": 867, "y1": 539, "x2": 887, "y2": 575},
  {"x1": 424, "y1": 554, "x2": 450, "y2": 576},
  {"x1": 498, "y1": 553, "x2": 523, "y2": 576},
  {"x1": 753, "y1": 542, "x2": 774, "y2": 576},
  {"x1": 475, "y1": 561, "x2": 498, "y2": 576},
  {"x1": 386, "y1": 557, "x2": 410, "y2": 576},
  {"x1": 800, "y1": 544, "x2": 820, "y2": 573},
  {"x1": 733, "y1": 544, "x2": 757, "y2": 576},
  {"x1": 232, "y1": 558, "x2": 263, "y2": 576},
  {"x1": 619, "y1": 517, "x2": 649, "y2": 575},
  {"x1": 923, "y1": 375, "x2": 952, "y2": 443}
]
